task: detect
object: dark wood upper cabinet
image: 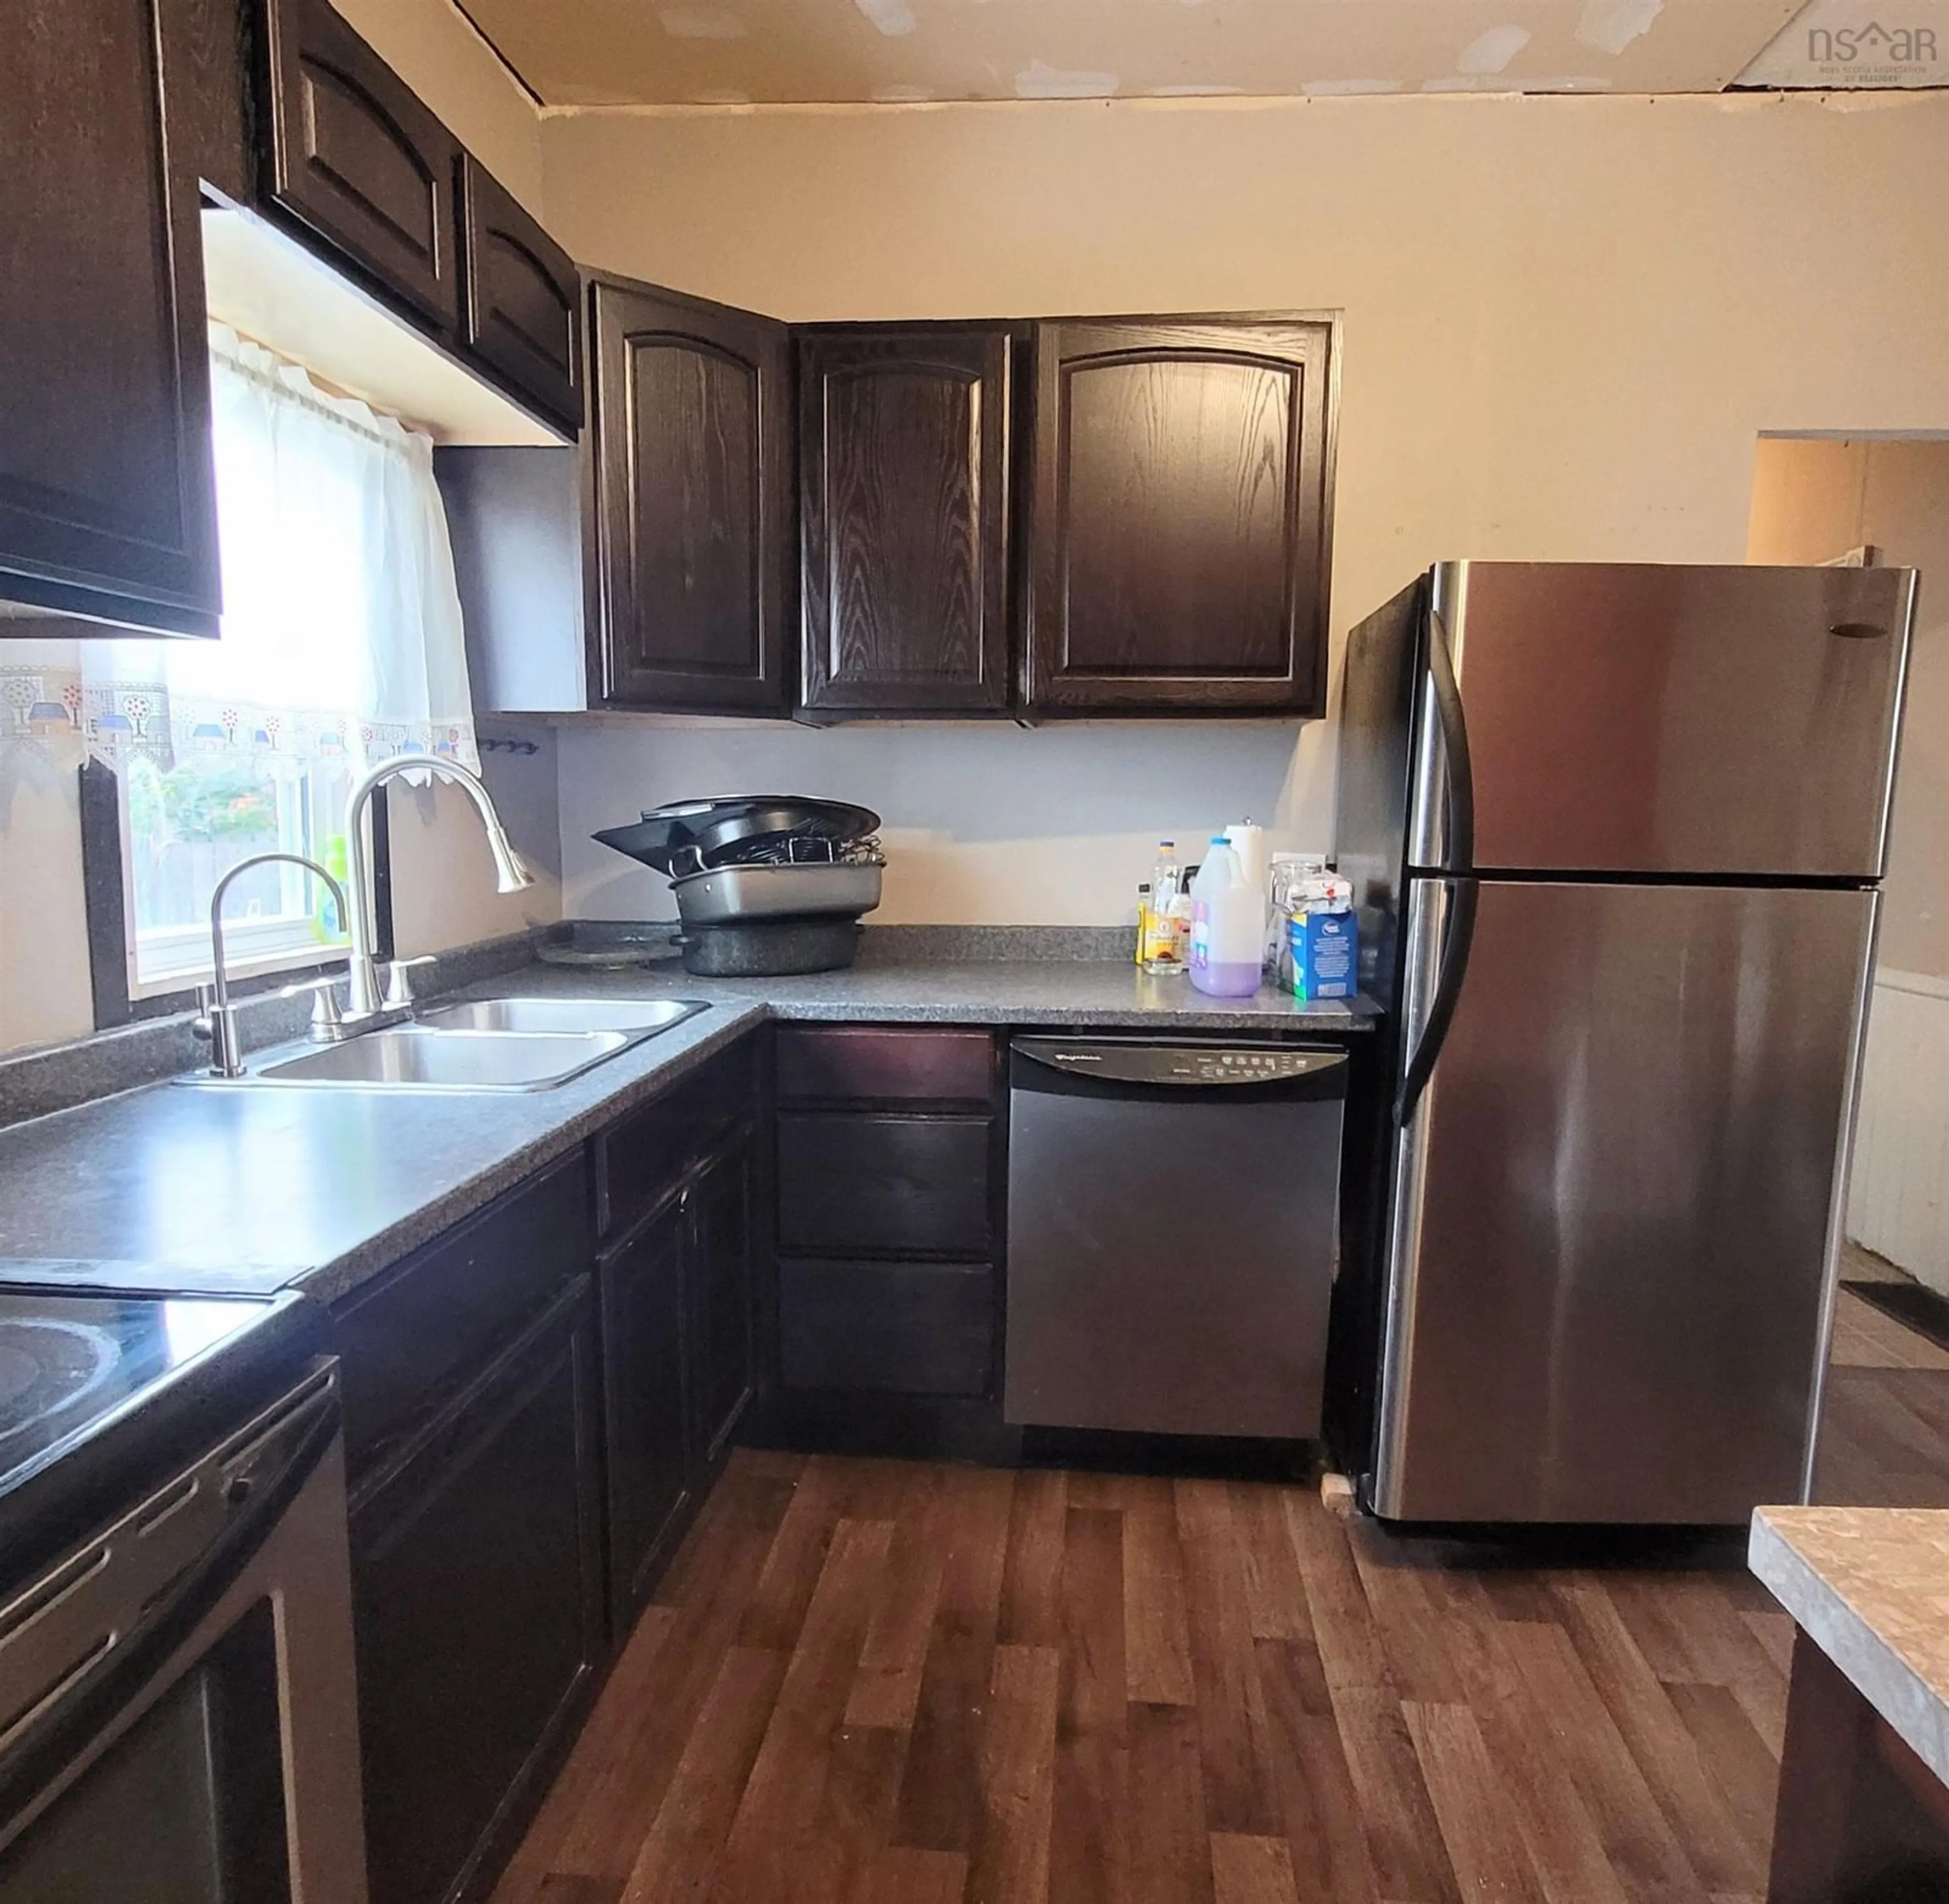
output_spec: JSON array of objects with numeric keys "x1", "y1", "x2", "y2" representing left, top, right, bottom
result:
[
  {"x1": 798, "y1": 326, "x2": 1016, "y2": 714},
  {"x1": 460, "y1": 155, "x2": 582, "y2": 436},
  {"x1": 262, "y1": 0, "x2": 462, "y2": 333},
  {"x1": 1025, "y1": 317, "x2": 1337, "y2": 717},
  {"x1": 161, "y1": 0, "x2": 256, "y2": 208},
  {"x1": 589, "y1": 278, "x2": 793, "y2": 713},
  {"x1": 1, "y1": 0, "x2": 220, "y2": 636}
]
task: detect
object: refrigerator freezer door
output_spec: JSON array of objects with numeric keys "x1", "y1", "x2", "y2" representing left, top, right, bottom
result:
[
  {"x1": 1412, "y1": 562, "x2": 1915, "y2": 879},
  {"x1": 1372, "y1": 877, "x2": 1875, "y2": 1524}
]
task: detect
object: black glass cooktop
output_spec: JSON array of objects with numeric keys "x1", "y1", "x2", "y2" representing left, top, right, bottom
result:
[{"x1": 0, "y1": 1291, "x2": 268, "y2": 1502}]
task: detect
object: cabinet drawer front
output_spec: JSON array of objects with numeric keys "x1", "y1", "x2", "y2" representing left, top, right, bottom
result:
[
  {"x1": 265, "y1": 0, "x2": 462, "y2": 332},
  {"x1": 596, "y1": 1044, "x2": 754, "y2": 1239},
  {"x1": 332, "y1": 1153, "x2": 591, "y2": 1473},
  {"x1": 779, "y1": 1259, "x2": 994, "y2": 1396},
  {"x1": 776, "y1": 1025, "x2": 995, "y2": 1106},
  {"x1": 777, "y1": 1112, "x2": 992, "y2": 1257}
]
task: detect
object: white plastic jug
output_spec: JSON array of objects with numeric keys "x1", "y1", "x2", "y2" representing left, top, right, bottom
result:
[{"x1": 1188, "y1": 838, "x2": 1264, "y2": 997}]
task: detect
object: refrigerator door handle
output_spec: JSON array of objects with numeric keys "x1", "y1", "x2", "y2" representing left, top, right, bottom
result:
[
  {"x1": 1396, "y1": 599, "x2": 1478, "y2": 1123},
  {"x1": 1426, "y1": 595, "x2": 1476, "y2": 874},
  {"x1": 1396, "y1": 877, "x2": 1475, "y2": 1123}
]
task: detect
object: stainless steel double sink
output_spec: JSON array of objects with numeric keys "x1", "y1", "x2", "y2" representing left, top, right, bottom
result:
[{"x1": 190, "y1": 997, "x2": 706, "y2": 1093}]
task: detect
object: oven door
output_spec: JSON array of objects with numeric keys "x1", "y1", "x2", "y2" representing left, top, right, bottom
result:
[{"x1": 0, "y1": 1360, "x2": 368, "y2": 1902}]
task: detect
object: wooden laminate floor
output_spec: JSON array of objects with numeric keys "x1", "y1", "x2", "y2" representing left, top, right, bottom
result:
[
  {"x1": 1814, "y1": 1242, "x2": 1949, "y2": 1508},
  {"x1": 494, "y1": 1450, "x2": 1795, "y2": 1904}
]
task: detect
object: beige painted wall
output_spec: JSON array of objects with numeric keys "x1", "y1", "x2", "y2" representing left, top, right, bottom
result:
[
  {"x1": 14, "y1": 86, "x2": 1949, "y2": 1049},
  {"x1": 0, "y1": 762, "x2": 94, "y2": 1056},
  {"x1": 546, "y1": 95, "x2": 1949, "y2": 650},
  {"x1": 535, "y1": 87, "x2": 1949, "y2": 918},
  {"x1": 334, "y1": 0, "x2": 545, "y2": 212},
  {"x1": 1749, "y1": 436, "x2": 1949, "y2": 979}
]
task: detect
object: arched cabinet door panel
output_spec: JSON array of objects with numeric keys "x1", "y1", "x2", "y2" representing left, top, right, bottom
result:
[
  {"x1": 1026, "y1": 317, "x2": 1336, "y2": 717},
  {"x1": 798, "y1": 325, "x2": 1019, "y2": 714},
  {"x1": 263, "y1": 0, "x2": 462, "y2": 333},
  {"x1": 590, "y1": 278, "x2": 792, "y2": 714},
  {"x1": 460, "y1": 156, "x2": 582, "y2": 436}
]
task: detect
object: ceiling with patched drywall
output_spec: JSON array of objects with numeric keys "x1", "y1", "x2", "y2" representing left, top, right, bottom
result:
[{"x1": 452, "y1": 0, "x2": 1941, "y2": 109}]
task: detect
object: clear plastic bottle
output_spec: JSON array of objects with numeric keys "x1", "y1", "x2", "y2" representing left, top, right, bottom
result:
[
  {"x1": 1141, "y1": 841, "x2": 1187, "y2": 973},
  {"x1": 1188, "y1": 837, "x2": 1264, "y2": 997}
]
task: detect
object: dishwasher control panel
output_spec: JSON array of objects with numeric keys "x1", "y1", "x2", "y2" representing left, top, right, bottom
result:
[
  {"x1": 1013, "y1": 1040, "x2": 1348, "y2": 1089},
  {"x1": 1158, "y1": 1050, "x2": 1338, "y2": 1084}
]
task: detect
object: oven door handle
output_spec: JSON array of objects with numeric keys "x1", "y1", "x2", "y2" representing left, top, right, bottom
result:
[{"x1": 0, "y1": 1367, "x2": 341, "y2": 1826}]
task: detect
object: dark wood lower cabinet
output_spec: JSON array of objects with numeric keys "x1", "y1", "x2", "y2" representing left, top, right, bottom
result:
[
  {"x1": 597, "y1": 1187, "x2": 692, "y2": 1626},
  {"x1": 779, "y1": 1259, "x2": 994, "y2": 1397},
  {"x1": 332, "y1": 1155, "x2": 589, "y2": 1474},
  {"x1": 600, "y1": 1118, "x2": 760, "y2": 1632},
  {"x1": 349, "y1": 1278, "x2": 604, "y2": 1904},
  {"x1": 776, "y1": 1111, "x2": 994, "y2": 1258},
  {"x1": 767, "y1": 1027, "x2": 1003, "y2": 1446},
  {"x1": 689, "y1": 1125, "x2": 759, "y2": 1466},
  {"x1": 327, "y1": 1043, "x2": 762, "y2": 1904}
]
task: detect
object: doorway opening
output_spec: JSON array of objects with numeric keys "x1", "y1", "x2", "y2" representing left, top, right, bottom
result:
[{"x1": 1748, "y1": 433, "x2": 1949, "y2": 1504}]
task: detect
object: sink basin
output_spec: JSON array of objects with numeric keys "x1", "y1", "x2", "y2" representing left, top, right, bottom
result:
[
  {"x1": 250, "y1": 1027, "x2": 633, "y2": 1091},
  {"x1": 179, "y1": 994, "x2": 709, "y2": 1093},
  {"x1": 413, "y1": 997, "x2": 704, "y2": 1037}
]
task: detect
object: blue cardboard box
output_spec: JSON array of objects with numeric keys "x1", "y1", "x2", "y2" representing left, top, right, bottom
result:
[{"x1": 1289, "y1": 910, "x2": 1358, "y2": 1001}]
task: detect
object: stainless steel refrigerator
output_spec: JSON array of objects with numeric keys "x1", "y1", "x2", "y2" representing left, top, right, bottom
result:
[{"x1": 1336, "y1": 561, "x2": 1916, "y2": 1525}]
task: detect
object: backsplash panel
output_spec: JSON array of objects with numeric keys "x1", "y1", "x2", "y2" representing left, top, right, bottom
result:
[{"x1": 555, "y1": 719, "x2": 1323, "y2": 928}]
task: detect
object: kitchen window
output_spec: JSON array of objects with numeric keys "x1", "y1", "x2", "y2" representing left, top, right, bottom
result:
[{"x1": 4, "y1": 324, "x2": 479, "y2": 1005}]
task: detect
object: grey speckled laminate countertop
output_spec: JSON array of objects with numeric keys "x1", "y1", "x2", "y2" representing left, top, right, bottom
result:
[
  {"x1": 1750, "y1": 1505, "x2": 1949, "y2": 1786},
  {"x1": 478, "y1": 949, "x2": 1377, "y2": 1032},
  {"x1": 0, "y1": 954, "x2": 1373, "y2": 1309}
]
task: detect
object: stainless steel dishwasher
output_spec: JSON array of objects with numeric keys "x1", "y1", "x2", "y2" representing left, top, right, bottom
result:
[{"x1": 1004, "y1": 1038, "x2": 1347, "y2": 1440}]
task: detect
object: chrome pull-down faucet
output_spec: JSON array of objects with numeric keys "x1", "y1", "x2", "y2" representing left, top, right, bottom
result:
[
  {"x1": 341, "y1": 753, "x2": 535, "y2": 1024},
  {"x1": 195, "y1": 852, "x2": 350, "y2": 1078}
]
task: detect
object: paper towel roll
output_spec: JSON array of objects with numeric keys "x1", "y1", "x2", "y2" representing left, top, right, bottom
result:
[{"x1": 1223, "y1": 822, "x2": 1267, "y2": 898}]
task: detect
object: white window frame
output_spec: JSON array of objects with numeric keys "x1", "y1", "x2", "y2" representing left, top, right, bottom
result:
[{"x1": 113, "y1": 759, "x2": 355, "y2": 1002}]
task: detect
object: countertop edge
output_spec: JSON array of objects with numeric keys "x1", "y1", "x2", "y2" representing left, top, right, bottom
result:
[
  {"x1": 0, "y1": 959, "x2": 1379, "y2": 1315},
  {"x1": 293, "y1": 989, "x2": 1369, "y2": 1299},
  {"x1": 759, "y1": 998, "x2": 1375, "y2": 1029},
  {"x1": 287, "y1": 1002, "x2": 771, "y2": 1307},
  {"x1": 1749, "y1": 1507, "x2": 1949, "y2": 1788}
]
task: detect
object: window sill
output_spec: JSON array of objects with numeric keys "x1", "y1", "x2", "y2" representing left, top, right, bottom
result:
[{"x1": 127, "y1": 937, "x2": 352, "y2": 1004}]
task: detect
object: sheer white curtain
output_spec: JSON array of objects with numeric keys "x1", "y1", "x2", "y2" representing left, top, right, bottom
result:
[{"x1": 0, "y1": 324, "x2": 478, "y2": 778}]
